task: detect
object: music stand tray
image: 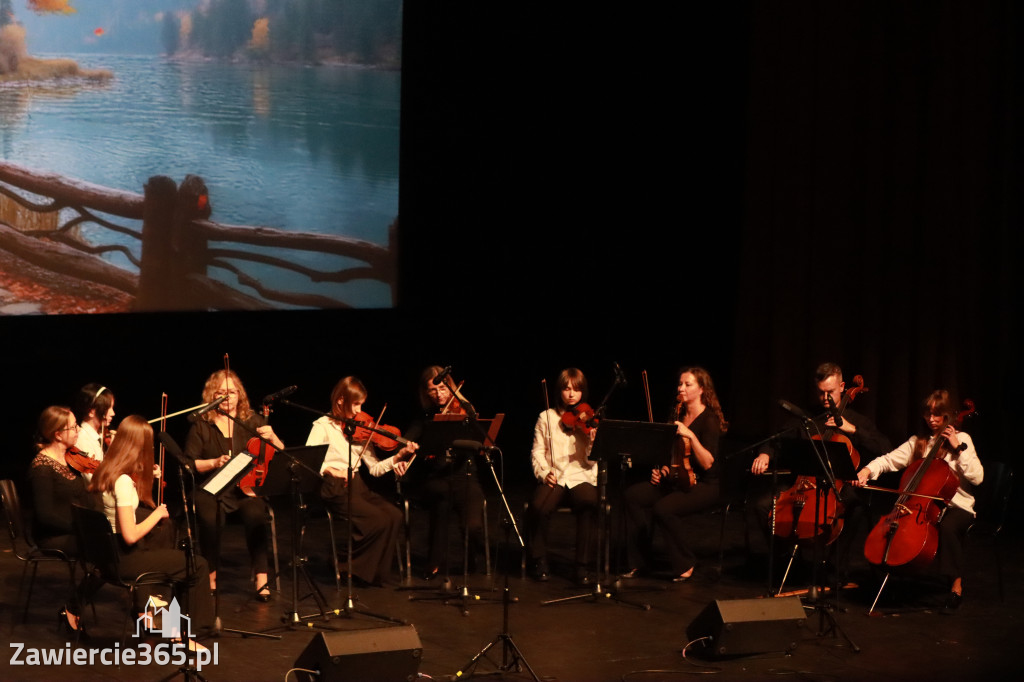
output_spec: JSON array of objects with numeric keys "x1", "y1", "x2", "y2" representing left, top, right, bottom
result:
[
  {"x1": 253, "y1": 445, "x2": 328, "y2": 498},
  {"x1": 590, "y1": 419, "x2": 677, "y2": 470},
  {"x1": 420, "y1": 414, "x2": 504, "y2": 452},
  {"x1": 775, "y1": 438, "x2": 856, "y2": 482}
]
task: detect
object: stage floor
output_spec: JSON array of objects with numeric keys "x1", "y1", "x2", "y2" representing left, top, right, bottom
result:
[{"x1": 3, "y1": 492, "x2": 1021, "y2": 681}]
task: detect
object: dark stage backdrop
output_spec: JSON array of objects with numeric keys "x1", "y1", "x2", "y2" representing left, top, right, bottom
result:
[{"x1": 1, "y1": 3, "x2": 1019, "y2": 517}]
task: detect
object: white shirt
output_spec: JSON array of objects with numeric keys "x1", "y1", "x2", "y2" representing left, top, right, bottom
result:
[
  {"x1": 531, "y1": 409, "x2": 597, "y2": 489},
  {"x1": 861, "y1": 431, "x2": 983, "y2": 515},
  {"x1": 76, "y1": 422, "x2": 105, "y2": 482},
  {"x1": 100, "y1": 474, "x2": 139, "y2": 534},
  {"x1": 306, "y1": 415, "x2": 399, "y2": 478}
]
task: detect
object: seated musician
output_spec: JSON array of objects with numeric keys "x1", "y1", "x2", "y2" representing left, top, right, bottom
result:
[
  {"x1": 854, "y1": 389, "x2": 983, "y2": 610},
  {"x1": 73, "y1": 384, "x2": 116, "y2": 474},
  {"x1": 184, "y1": 369, "x2": 283, "y2": 601},
  {"x1": 526, "y1": 368, "x2": 598, "y2": 585},
  {"x1": 307, "y1": 376, "x2": 418, "y2": 587},
  {"x1": 621, "y1": 367, "x2": 727, "y2": 582},
  {"x1": 400, "y1": 366, "x2": 487, "y2": 580},
  {"x1": 748, "y1": 362, "x2": 890, "y2": 581}
]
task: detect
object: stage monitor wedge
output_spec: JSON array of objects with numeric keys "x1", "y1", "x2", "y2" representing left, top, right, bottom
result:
[
  {"x1": 686, "y1": 596, "x2": 806, "y2": 658},
  {"x1": 292, "y1": 625, "x2": 422, "y2": 681}
]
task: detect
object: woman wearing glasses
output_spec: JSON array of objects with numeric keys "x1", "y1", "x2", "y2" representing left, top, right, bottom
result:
[
  {"x1": 27, "y1": 406, "x2": 96, "y2": 632},
  {"x1": 184, "y1": 369, "x2": 284, "y2": 600}
]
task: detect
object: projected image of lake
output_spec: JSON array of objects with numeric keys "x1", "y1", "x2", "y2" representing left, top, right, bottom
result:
[{"x1": 0, "y1": 53, "x2": 399, "y2": 311}]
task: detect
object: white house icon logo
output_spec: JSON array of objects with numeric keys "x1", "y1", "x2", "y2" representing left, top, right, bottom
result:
[{"x1": 133, "y1": 596, "x2": 194, "y2": 639}]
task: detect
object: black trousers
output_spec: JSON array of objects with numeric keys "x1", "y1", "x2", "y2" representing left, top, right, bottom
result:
[{"x1": 321, "y1": 472, "x2": 402, "y2": 585}]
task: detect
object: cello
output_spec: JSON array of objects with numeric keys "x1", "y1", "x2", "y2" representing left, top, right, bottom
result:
[
  {"x1": 863, "y1": 399, "x2": 975, "y2": 571},
  {"x1": 771, "y1": 375, "x2": 868, "y2": 545}
]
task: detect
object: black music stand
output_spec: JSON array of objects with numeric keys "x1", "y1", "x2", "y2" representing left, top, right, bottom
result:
[
  {"x1": 774, "y1": 434, "x2": 859, "y2": 653},
  {"x1": 543, "y1": 419, "x2": 676, "y2": 609},
  {"x1": 403, "y1": 416, "x2": 504, "y2": 614},
  {"x1": 246, "y1": 445, "x2": 337, "y2": 630}
]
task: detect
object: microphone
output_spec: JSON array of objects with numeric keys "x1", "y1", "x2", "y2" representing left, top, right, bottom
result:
[
  {"x1": 613, "y1": 361, "x2": 627, "y2": 385},
  {"x1": 263, "y1": 385, "x2": 297, "y2": 405},
  {"x1": 190, "y1": 395, "x2": 227, "y2": 420},
  {"x1": 451, "y1": 439, "x2": 498, "y2": 452},
  {"x1": 778, "y1": 399, "x2": 812, "y2": 421},
  {"x1": 432, "y1": 366, "x2": 453, "y2": 386},
  {"x1": 824, "y1": 394, "x2": 844, "y2": 428},
  {"x1": 157, "y1": 432, "x2": 194, "y2": 472}
]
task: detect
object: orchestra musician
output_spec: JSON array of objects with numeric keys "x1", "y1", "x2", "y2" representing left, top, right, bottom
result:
[
  {"x1": 183, "y1": 369, "x2": 283, "y2": 600},
  {"x1": 90, "y1": 415, "x2": 213, "y2": 642},
  {"x1": 307, "y1": 376, "x2": 418, "y2": 587},
  {"x1": 27, "y1": 406, "x2": 97, "y2": 633},
  {"x1": 527, "y1": 368, "x2": 598, "y2": 585},
  {"x1": 72, "y1": 383, "x2": 116, "y2": 473},
  {"x1": 621, "y1": 367, "x2": 728, "y2": 582},
  {"x1": 400, "y1": 366, "x2": 487, "y2": 580},
  {"x1": 748, "y1": 362, "x2": 890, "y2": 581},
  {"x1": 854, "y1": 389, "x2": 983, "y2": 610}
]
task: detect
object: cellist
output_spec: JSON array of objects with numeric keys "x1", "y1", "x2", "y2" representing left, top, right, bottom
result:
[
  {"x1": 854, "y1": 389, "x2": 983, "y2": 610},
  {"x1": 748, "y1": 362, "x2": 891, "y2": 581}
]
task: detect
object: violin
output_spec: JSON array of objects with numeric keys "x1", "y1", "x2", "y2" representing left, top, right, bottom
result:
[
  {"x1": 64, "y1": 446, "x2": 100, "y2": 475},
  {"x1": 351, "y1": 411, "x2": 413, "y2": 452},
  {"x1": 239, "y1": 402, "x2": 275, "y2": 496},
  {"x1": 669, "y1": 399, "x2": 697, "y2": 489},
  {"x1": 771, "y1": 375, "x2": 869, "y2": 545},
  {"x1": 560, "y1": 402, "x2": 598, "y2": 437},
  {"x1": 863, "y1": 399, "x2": 975, "y2": 571}
]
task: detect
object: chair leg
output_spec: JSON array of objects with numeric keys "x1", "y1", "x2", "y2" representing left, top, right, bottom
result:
[
  {"x1": 325, "y1": 511, "x2": 342, "y2": 593},
  {"x1": 482, "y1": 498, "x2": 491, "y2": 576},
  {"x1": 268, "y1": 507, "x2": 282, "y2": 592},
  {"x1": 403, "y1": 498, "x2": 412, "y2": 582}
]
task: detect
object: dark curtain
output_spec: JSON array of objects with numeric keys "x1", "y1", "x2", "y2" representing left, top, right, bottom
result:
[{"x1": 730, "y1": 2, "x2": 1021, "y2": 465}]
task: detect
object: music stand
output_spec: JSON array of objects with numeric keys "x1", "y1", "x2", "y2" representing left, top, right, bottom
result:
[
  {"x1": 774, "y1": 435, "x2": 859, "y2": 653},
  {"x1": 543, "y1": 419, "x2": 676, "y2": 609},
  {"x1": 245, "y1": 445, "x2": 335, "y2": 630},
  {"x1": 404, "y1": 416, "x2": 504, "y2": 613}
]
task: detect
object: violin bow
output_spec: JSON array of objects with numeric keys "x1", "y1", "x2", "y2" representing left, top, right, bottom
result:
[{"x1": 157, "y1": 392, "x2": 168, "y2": 506}]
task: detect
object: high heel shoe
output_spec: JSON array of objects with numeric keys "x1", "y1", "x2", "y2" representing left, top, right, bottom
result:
[
  {"x1": 57, "y1": 606, "x2": 84, "y2": 635},
  {"x1": 254, "y1": 582, "x2": 271, "y2": 602}
]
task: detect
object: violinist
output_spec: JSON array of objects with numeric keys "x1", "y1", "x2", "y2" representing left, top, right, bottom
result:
[
  {"x1": 527, "y1": 368, "x2": 598, "y2": 585},
  {"x1": 747, "y1": 362, "x2": 890, "y2": 580},
  {"x1": 621, "y1": 367, "x2": 727, "y2": 582},
  {"x1": 90, "y1": 416, "x2": 213, "y2": 644},
  {"x1": 854, "y1": 390, "x2": 983, "y2": 610},
  {"x1": 183, "y1": 369, "x2": 284, "y2": 600},
  {"x1": 72, "y1": 383, "x2": 116, "y2": 475},
  {"x1": 400, "y1": 366, "x2": 487, "y2": 580},
  {"x1": 27, "y1": 406, "x2": 97, "y2": 633},
  {"x1": 307, "y1": 376, "x2": 418, "y2": 587}
]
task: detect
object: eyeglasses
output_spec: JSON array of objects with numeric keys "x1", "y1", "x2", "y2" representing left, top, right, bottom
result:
[{"x1": 62, "y1": 424, "x2": 80, "y2": 432}]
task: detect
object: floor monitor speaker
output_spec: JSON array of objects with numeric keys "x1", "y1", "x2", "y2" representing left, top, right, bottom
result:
[
  {"x1": 685, "y1": 596, "x2": 806, "y2": 657},
  {"x1": 292, "y1": 624, "x2": 422, "y2": 681}
]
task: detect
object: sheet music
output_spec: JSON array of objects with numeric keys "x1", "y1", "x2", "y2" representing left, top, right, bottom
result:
[{"x1": 202, "y1": 452, "x2": 254, "y2": 495}]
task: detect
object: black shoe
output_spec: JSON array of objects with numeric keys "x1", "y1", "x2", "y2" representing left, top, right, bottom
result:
[
  {"x1": 575, "y1": 568, "x2": 591, "y2": 586},
  {"x1": 57, "y1": 606, "x2": 85, "y2": 636},
  {"x1": 422, "y1": 565, "x2": 440, "y2": 581},
  {"x1": 620, "y1": 567, "x2": 642, "y2": 579},
  {"x1": 672, "y1": 569, "x2": 694, "y2": 583},
  {"x1": 942, "y1": 591, "x2": 962, "y2": 612},
  {"x1": 531, "y1": 559, "x2": 549, "y2": 582}
]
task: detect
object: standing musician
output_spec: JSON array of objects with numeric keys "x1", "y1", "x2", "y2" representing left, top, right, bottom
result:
[
  {"x1": 527, "y1": 368, "x2": 599, "y2": 585},
  {"x1": 400, "y1": 366, "x2": 487, "y2": 580},
  {"x1": 307, "y1": 376, "x2": 418, "y2": 587},
  {"x1": 621, "y1": 367, "x2": 727, "y2": 582},
  {"x1": 72, "y1": 384, "x2": 116, "y2": 472},
  {"x1": 854, "y1": 389, "x2": 983, "y2": 610},
  {"x1": 90, "y1": 416, "x2": 213, "y2": 642},
  {"x1": 748, "y1": 362, "x2": 890, "y2": 580},
  {"x1": 183, "y1": 369, "x2": 283, "y2": 600}
]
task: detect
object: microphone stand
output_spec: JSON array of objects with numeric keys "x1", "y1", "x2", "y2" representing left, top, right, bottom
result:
[
  {"x1": 786, "y1": 405, "x2": 859, "y2": 654},
  {"x1": 441, "y1": 386, "x2": 540, "y2": 680}
]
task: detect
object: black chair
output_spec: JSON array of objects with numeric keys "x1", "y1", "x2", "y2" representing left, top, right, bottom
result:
[
  {"x1": 0, "y1": 479, "x2": 77, "y2": 625},
  {"x1": 967, "y1": 461, "x2": 1014, "y2": 600},
  {"x1": 70, "y1": 504, "x2": 180, "y2": 645}
]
